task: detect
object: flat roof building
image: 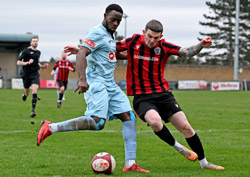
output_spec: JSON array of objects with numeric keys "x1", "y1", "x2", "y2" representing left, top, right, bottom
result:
[{"x1": 0, "y1": 33, "x2": 38, "y2": 88}]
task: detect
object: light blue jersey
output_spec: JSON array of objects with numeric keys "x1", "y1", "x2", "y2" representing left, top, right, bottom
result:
[
  {"x1": 53, "y1": 24, "x2": 137, "y2": 162},
  {"x1": 82, "y1": 24, "x2": 117, "y2": 86},
  {"x1": 81, "y1": 24, "x2": 132, "y2": 119}
]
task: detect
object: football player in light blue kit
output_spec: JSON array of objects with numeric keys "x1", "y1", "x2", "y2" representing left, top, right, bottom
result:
[{"x1": 37, "y1": 4, "x2": 149, "y2": 173}]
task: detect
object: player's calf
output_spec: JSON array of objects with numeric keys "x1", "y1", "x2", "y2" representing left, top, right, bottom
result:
[{"x1": 53, "y1": 116, "x2": 105, "y2": 132}]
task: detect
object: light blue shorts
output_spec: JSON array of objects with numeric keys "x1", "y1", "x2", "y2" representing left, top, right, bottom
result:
[{"x1": 84, "y1": 82, "x2": 132, "y2": 120}]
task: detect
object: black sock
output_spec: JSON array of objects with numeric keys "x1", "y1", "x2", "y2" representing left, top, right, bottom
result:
[
  {"x1": 186, "y1": 133, "x2": 205, "y2": 160},
  {"x1": 59, "y1": 93, "x2": 63, "y2": 101},
  {"x1": 32, "y1": 94, "x2": 37, "y2": 111},
  {"x1": 154, "y1": 124, "x2": 175, "y2": 146}
]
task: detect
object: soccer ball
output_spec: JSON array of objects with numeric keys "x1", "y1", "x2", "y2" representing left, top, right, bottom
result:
[{"x1": 91, "y1": 152, "x2": 116, "y2": 174}]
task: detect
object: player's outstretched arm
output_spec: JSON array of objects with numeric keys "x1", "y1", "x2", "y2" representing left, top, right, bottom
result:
[
  {"x1": 39, "y1": 63, "x2": 49, "y2": 69},
  {"x1": 64, "y1": 45, "x2": 80, "y2": 56},
  {"x1": 179, "y1": 37, "x2": 212, "y2": 57}
]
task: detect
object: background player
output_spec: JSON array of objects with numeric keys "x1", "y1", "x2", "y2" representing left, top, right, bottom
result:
[
  {"x1": 116, "y1": 19, "x2": 224, "y2": 170},
  {"x1": 17, "y1": 37, "x2": 48, "y2": 117},
  {"x1": 37, "y1": 4, "x2": 149, "y2": 173},
  {"x1": 51, "y1": 52, "x2": 75, "y2": 108}
]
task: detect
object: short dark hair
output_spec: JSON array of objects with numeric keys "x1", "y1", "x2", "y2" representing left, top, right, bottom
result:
[
  {"x1": 145, "y1": 19, "x2": 163, "y2": 33},
  {"x1": 30, "y1": 37, "x2": 38, "y2": 42},
  {"x1": 105, "y1": 4, "x2": 123, "y2": 14}
]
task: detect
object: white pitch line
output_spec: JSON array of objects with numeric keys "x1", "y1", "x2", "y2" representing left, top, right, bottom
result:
[
  {"x1": 0, "y1": 129, "x2": 249, "y2": 134},
  {"x1": 0, "y1": 130, "x2": 35, "y2": 134}
]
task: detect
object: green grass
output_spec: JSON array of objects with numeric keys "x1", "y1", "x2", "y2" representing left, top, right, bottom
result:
[{"x1": 0, "y1": 89, "x2": 250, "y2": 177}]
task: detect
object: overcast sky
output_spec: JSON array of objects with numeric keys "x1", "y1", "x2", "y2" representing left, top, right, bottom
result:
[{"x1": 0, "y1": 0, "x2": 215, "y2": 61}]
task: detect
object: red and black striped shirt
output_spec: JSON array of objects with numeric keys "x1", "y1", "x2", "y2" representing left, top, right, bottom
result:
[
  {"x1": 116, "y1": 34, "x2": 180, "y2": 96},
  {"x1": 53, "y1": 60, "x2": 75, "y2": 81}
]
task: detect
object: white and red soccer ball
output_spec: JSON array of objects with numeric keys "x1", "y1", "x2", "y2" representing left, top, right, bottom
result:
[{"x1": 91, "y1": 152, "x2": 116, "y2": 174}]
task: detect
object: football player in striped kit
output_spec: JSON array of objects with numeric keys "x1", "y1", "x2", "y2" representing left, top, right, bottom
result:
[
  {"x1": 116, "y1": 19, "x2": 224, "y2": 170},
  {"x1": 51, "y1": 52, "x2": 75, "y2": 108}
]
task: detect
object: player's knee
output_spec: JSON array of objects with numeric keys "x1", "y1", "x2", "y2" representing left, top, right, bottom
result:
[
  {"x1": 148, "y1": 117, "x2": 162, "y2": 131},
  {"x1": 183, "y1": 122, "x2": 191, "y2": 131},
  {"x1": 182, "y1": 123, "x2": 195, "y2": 137}
]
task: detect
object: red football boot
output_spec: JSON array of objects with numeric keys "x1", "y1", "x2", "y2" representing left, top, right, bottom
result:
[
  {"x1": 123, "y1": 163, "x2": 150, "y2": 173},
  {"x1": 37, "y1": 120, "x2": 52, "y2": 146}
]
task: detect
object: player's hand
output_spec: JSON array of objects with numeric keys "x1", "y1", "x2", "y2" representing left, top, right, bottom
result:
[
  {"x1": 69, "y1": 66, "x2": 74, "y2": 71},
  {"x1": 64, "y1": 45, "x2": 80, "y2": 56},
  {"x1": 201, "y1": 37, "x2": 212, "y2": 47},
  {"x1": 29, "y1": 59, "x2": 34, "y2": 64},
  {"x1": 43, "y1": 63, "x2": 49, "y2": 68},
  {"x1": 74, "y1": 80, "x2": 89, "y2": 94},
  {"x1": 51, "y1": 70, "x2": 55, "y2": 75}
]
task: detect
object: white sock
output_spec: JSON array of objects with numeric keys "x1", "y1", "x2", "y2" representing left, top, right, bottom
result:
[
  {"x1": 173, "y1": 141, "x2": 182, "y2": 151},
  {"x1": 125, "y1": 160, "x2": 135, "y2": 168},
  {"x1": 49, "y1": 123, "x2": 58, "y2": 133},
  {"x1": 199, "y1": 158, "x2": 208, "y2": 168}
]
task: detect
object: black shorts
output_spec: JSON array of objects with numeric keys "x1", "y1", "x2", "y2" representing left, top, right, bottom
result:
[
  {"x1": 57, "y1": 80, "x2": 68, "y2": 90},
  {"x1": 133, "y1": 91, "x2": 182, "y2": 123},
  {"x1": 22, "y1": 74, "x2": 40, "y2": 88}
]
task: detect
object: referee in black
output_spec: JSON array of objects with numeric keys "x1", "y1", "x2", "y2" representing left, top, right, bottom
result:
[{"x1": 17, "y1": 37, "x2": 48, "y2": 117}]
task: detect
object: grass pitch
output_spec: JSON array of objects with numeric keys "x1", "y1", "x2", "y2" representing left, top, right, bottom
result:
[{"x1": 0, "y1": 89, "x2": 250, "y2": 177}]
